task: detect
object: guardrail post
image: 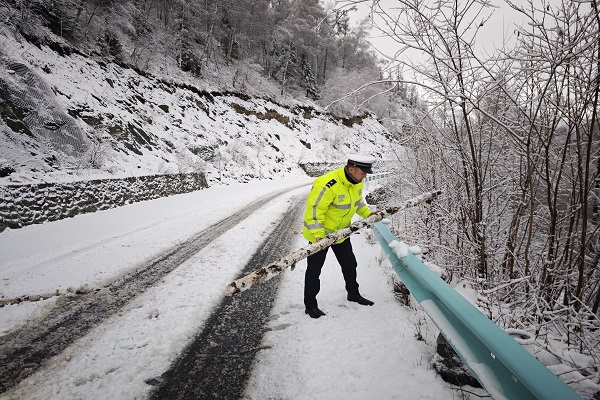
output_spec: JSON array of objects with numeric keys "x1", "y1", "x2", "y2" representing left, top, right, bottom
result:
[{"x1": 371, "y1": 221, "x2": 582, "y2": 400}]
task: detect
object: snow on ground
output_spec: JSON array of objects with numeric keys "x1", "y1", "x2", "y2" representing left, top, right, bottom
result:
[
  {"x1": 0, "y1": 178, "x2": 310, "y2": 304},
  {"x1": 0, "y1": 177, "x2": 458, "y2": 400},
  {"x1": 245, "y1": 233, "x2": 454, "y2": 400}
]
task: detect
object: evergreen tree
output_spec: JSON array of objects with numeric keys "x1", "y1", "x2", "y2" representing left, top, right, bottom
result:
[{"x1": 301, "y1": 55, "x2": 319, "y2": 99}]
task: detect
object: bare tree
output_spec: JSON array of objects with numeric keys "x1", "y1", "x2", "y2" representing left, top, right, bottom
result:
[{"x1": 339, "y1": 0, "x2": 600, "y2": 350}]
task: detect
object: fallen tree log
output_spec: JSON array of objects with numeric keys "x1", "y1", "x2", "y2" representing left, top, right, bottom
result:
[{"x1": 226, "y1": 190, "x2": 442, "y2": 295}]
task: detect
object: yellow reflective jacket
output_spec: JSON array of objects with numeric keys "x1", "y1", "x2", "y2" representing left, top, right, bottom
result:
[{"x1": 302, "y1": 166, "x2": 371, "y2": 243}]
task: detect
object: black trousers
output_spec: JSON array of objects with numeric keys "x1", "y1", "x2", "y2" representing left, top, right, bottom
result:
[{"x1": 304, "y1": 238, "x2": 360, "y2": 309}]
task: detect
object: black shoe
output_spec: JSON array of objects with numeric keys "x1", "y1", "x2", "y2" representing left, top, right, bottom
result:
[
  {"x1": 305, "y1": 307, "x2": 326, "y2": 318},
  {"x1": 347, "y1": 293, "x2": 374, "y2": 306}
]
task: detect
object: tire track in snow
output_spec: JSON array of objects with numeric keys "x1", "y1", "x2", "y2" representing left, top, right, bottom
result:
[
  {"x1": 149, "y1": 196, "x2": 305, "y2": 399},
  {"x1": 0, "y1": 184, "x2": 306, "y2": 394}
]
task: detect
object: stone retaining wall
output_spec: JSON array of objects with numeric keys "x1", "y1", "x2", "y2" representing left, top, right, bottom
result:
[
  {"x1": 0, "y1": 172, "x2": 208, "y2": 232},
  {"x1": 298, "y1": 162, "x2": 340, "y2": 177}
]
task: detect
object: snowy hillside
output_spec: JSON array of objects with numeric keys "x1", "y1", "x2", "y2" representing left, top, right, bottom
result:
[{"x1": 0, "y1": 28, "x2": 397, "y2": 186}]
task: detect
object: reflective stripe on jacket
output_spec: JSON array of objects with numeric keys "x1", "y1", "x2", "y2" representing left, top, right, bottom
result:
[{"x1": 302, "y1": 166, "x2": 371, "y2": 243}]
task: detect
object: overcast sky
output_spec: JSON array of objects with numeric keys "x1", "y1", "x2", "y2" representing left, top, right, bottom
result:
[
  {"x1": 338, "y1": 0, "x2": 571, "y2": 89},
  {"x1": 345, "y1": 0, "x2": 553, "y2": 63}
]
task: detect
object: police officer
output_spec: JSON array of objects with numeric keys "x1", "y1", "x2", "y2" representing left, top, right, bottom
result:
[{"x1": 302, "y1": 154, "x2": 379, "y2": 318}]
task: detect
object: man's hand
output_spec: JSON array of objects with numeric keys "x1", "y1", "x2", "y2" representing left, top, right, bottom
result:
[{"x1": 369, "y1": 210, "x2": 383, "y2": 216}]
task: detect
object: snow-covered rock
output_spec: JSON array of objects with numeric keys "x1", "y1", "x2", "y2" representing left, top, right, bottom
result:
[{"x1": 0, "y1": 32, "x2": 397, "y2": 187}]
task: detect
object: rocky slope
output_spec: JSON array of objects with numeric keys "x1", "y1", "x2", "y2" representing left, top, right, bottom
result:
[{"x1": 0, "y1": 27, "x2": 397, "y2": 187}]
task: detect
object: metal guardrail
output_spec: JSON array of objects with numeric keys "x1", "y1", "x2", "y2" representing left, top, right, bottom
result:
[
  {"x1": 371, "y1": 221, "x2": 582, "y2": 400},
  {"x1": 364, "y1": 171, "x2": 392, "y2": 182}
]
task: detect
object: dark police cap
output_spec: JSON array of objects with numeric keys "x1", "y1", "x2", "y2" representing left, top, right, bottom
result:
[{"x1": 347, "y1": 153, "x2": 376, "y2": 174}]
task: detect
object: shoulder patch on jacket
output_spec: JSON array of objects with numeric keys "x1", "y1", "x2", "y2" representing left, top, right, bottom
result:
[{"x1": 326, "y1": 179, "x2": 337, "y2": 188}]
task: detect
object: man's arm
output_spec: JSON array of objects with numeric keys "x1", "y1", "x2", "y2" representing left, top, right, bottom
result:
[{"x1": 304, "y1": 180, "x2": 335, "y2": 241}]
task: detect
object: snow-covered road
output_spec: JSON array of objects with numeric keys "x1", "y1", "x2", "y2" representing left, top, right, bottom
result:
[{"x1": 0, "y1": 178, "x2": 455, "y2": 399}]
